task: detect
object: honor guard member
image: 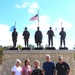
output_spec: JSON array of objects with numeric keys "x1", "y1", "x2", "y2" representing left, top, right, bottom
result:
[
  {"x1": 22, "y1": 27, "x2": 30, "y2": 47},
  {"x1": 12, "y1": 28, "x2": 18, "y2": 47}
]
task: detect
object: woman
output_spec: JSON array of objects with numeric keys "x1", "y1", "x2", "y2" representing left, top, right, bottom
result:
[
  {"x1": 22, "y1": 59, "x2": 32, "y2": 75},
  {"x1": 32, "y1": 60, "x2": 43, "y2": 75},
  {"x1": 11, "y1": 59, "x2": 22, "y2": 75}
]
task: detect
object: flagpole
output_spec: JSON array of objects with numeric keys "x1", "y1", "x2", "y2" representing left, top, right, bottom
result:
[
  {"x1": 38, "y1": 10, "x2": 39, "y2": 27},
  {"x1": 61, "y1": 21, "x2": 62, "y2": 29},
  {"x1": 15, "y1": 21, "x2": 16, "y2": 26}
]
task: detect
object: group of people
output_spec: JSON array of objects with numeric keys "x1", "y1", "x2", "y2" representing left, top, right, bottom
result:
[
  {"x1": 12, "y1": 27, "x2": 66, "y2": 48},
  {"x1": 11, "y1": 54, "x2": 70, "y2": 75}
]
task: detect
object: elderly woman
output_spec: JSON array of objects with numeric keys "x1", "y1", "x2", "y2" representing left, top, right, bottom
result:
[
  {"x1": 22, "y1": 59, "x2": 32, "y2": 75},
  {"x1": 32, "y1": 60, "x2": 43, "y2": 75},
  {"x1": 11, "y1": 59, "x2": 22, "y2": 75}
]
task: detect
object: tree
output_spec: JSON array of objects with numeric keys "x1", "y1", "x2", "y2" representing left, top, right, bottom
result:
[
  {"x1": 73, "y1": 44, "x2": 75, "y2": 49},
  {"x1": 3, "y1": 45, "x2": 12, "y2": 50}
]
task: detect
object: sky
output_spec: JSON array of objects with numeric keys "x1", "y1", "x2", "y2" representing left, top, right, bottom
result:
[{"x1": 0, "y1": 0, "x2": 75, "y2": 49}]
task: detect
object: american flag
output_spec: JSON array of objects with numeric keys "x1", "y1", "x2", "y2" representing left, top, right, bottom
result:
[{"x1": 30, "y1": 14, "x2": 38, "y2": 21}]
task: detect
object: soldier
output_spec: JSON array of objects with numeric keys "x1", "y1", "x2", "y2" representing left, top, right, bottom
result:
[
  {"x1": 47, "y1": 27, "x2": 54, "y2": 47},
  {"x1": 12, "y1": 28, "x2": 18, "y2": 47},
  {"x1": 59, "y1": 28, "x2": 66, "y2": 47},
  {"x1": 22, "y1": 27, "x2": 30, "y2": 47},
  {"x1": 34, "y1": 27, "x2": 43, "y2": 47}
]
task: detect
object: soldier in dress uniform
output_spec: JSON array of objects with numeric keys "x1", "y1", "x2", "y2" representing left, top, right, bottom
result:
[{"x1": 22, "y1": 27, "x2": 30, "y2": 47}]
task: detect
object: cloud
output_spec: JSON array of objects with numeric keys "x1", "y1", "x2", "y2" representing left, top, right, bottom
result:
[
  {"x1": 15, "y1": 2, "x2": 29, "y2": 8},
  {"x1": 15, "y1": 2, "x2": 39, "y2": 14},
  {"x1": 0, "y1": 24, "x2": 12, "y2": 46},
  {"x1": 29, "y1": 2, "x2": 39, "y2": 9},
  {"x1": 28, "y1": 2, "x2": 40, "y2": 14},
  {"x1": 28, "y1": 8, "x2": 36, "y2": 14},
  {"x1": 53, "y1": 18, "x2": 73, "y2": 32},
  {"x1": 28, "y1": 15, "x2": 51, "y2": 31},
  {"x1": 27, "y1": 15, "x2": 73, "y2": 36}
]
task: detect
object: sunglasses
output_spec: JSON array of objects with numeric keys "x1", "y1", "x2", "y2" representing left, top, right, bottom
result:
[{"x1": 58, "y1": 59, "x2": 62, "y2": 60}]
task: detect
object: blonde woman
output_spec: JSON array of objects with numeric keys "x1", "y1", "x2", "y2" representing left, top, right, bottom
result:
[{"x1": 32, "y1": 60, "x2": 43, "y2": 75}]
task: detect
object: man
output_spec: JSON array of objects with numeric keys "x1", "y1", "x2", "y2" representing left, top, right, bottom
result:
[
  {"x1": 22, "y1": 27, "x2": 30, "y2": 47},
  {"x1": 59, "y1": 28, "x2": 66, "y2": 47},
  {"x1": 34, "y1": 27, "x2": 43, "y2": 47},
  {"x1": 43, "y1": 54, "x2": 56, "y2": 75},
  {"x1": 12, "y1": 28, "x2": 18, "y2": 47},
  {"x1": 56, "y1": 55, "x2": 70, "y2": 75},
  {"x1": 47, "y1": 27, "x2": 54, "y2": 47}
]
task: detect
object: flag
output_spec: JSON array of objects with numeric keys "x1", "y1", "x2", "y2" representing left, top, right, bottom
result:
[
  {"x1": 30, "y1": 14, "x2": 38, "y2": 21},
  {"x1": 55, "y1": 27, "x2": 58, "y2": 31},
  {"x1": 10, "y1": 25, "x2": 16, "y2": 32}
]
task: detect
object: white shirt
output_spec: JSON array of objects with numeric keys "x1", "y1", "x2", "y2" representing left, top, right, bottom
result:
[{"x1": 11, "y1": 65, "x2": 22, "y2": 75}]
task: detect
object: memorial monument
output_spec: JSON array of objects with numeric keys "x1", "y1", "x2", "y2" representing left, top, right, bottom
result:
[
  {"x1": 12, "y1": 28, "x2": 18, "y2": 48},
  {"x1": 46, "y1": 27, "x2": 56, "y2": 50},
  {"x1": 59, "y1": 27, "x2": 68, "y2": 50},
  {"x1": 22, "y1": 27, "x2": 30, "y2": 47},
  {"x1": 47, "y1": 27, "x2": 54, "y2": 47},
  {"x1": 34, "y1": 27, "x2": 43, "y2": 50}
]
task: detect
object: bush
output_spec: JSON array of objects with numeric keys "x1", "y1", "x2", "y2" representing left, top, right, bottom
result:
[
  {"x1": 74, "y1": 52, "x2": 75, "y2": 60},
  {"x1": 0, "y1": 48, "x2": 4, "y2": 65},
  {"x1": 0, "y1": 48, "x2": 3, "y2": 55}
]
